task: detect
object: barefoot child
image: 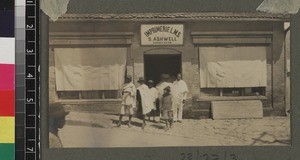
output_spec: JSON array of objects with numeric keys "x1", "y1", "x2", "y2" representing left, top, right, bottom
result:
[
  {"x1": 160, "y1": 86, "x2": 173, "y2": 131},
  {"x1": 117, "y1": 75, "x2": 136, "y2": 127}
]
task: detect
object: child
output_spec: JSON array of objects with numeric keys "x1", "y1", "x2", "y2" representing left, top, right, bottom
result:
[{"x1": 160, "y1": 86, "x2": 173, "y2": 131}]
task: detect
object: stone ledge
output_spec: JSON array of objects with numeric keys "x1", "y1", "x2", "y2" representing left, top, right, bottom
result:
[
  {"x1": 211, "y1": 100, "x2": 263, "y2": 119},
  {"x1": 196, "y1": 96, "x2": 268, "y2": 101}
]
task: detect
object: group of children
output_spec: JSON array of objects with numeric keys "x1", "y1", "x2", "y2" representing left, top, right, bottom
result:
[{"x1": 117, "y1": 74, "x2": 183, "y2": 131}]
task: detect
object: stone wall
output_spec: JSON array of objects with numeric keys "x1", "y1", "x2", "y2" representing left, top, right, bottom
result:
[
  {"x1": 49, "y1": 48, "x2": 56, "y2": 103},
  {"x1": 272, "y1": 22, "x2": 286, "y2": 116}
]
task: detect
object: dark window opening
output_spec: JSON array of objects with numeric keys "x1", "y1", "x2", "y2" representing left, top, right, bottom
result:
[
  {"x1": 201, "y1": 87, "x2": 266, "y2": 97},
  {"x1": 57, "y1": 90, "x2": 120, "y2": 100},
  {"x1": 57, "y1": 91, "x2": 79, "y2": 99}
]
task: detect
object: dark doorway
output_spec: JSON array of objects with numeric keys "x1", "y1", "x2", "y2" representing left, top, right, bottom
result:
[{"x1": 144, "y1": 54, "x2": 181, "y2": 85}]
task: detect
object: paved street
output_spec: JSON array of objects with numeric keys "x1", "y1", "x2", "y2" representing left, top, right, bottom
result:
[{"x1": 58, "y1": 111, "x2": 290, "y2": 148}]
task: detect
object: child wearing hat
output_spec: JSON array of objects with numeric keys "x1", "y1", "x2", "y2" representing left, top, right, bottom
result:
[{"x1": 160, "y1": 86, "x2": 173, "y2": 131}]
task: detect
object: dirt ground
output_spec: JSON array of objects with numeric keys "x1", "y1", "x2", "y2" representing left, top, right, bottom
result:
[{"x1": 58, "y1": 111, "x2": 290, "y2": 148}]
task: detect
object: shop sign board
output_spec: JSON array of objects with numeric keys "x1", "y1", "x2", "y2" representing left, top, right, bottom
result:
[{"x1": 141, "y1": 24, "x2": 184, "y2": 45}]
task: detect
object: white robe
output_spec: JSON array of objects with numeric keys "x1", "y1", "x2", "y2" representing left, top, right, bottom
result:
[
  {"x1": 137, "y1": 84, "x2": 153, "y2": 115},
  {"x1": 156, "y1": 82, "x2": 173, "y2": 98},
  {"x1": 149, "y1": 87, "x2": 158, "y2": 109},
  {"x1": 172, "y1": 79, "x2": 188, "y2": 100},
  {"x1": 49, "y1": 132, "x2": 63, "y2": 148},
  {"x1": 121, "y1": 82, "x2": 136, "y2": 108}
]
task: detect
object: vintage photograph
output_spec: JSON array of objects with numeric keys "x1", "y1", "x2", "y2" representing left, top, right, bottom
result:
[{"x1": 47, "y1": 1, "x2": 291, "y2": 148}]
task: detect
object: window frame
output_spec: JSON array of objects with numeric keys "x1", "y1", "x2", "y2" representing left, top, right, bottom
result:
[
  {"x1": 49, "y1": 32, "x2": 134, "y2": 102},
  {"x1": 56, "y1": 90, "x2": 122, "y2": 101},
  {"x1": 191, "y1": 32, "x2": 272, "y2": 100}
]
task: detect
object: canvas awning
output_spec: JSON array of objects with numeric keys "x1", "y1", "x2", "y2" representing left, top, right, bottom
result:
[
  {"x1": 199, "y1": 46, "x2": 267, "y2": 88},
  {"x1": 54, "y1": 48, "x2": 127, "y2": 91}
]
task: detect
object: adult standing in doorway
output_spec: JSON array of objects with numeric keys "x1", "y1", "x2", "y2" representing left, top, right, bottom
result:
[
  {"x1": 117, "y1": 75, "x2": 136, "y2": 127},
  {"x1": 172, "y1": 73, "x2": 188, "y2": 123},
  {"x1": 136, "y1": 77, "x2": 153, "y2": 129}
]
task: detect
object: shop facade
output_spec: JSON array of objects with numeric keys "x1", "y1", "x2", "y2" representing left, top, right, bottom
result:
[{"x1": 49, "y1": 12, "x2": 289, "y2": 118}]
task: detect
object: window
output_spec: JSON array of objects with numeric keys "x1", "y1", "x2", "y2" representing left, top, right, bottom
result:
[
  {"x1": 200, "y1": 87, "x2": 265, "y2": 97},
  {"x1": 54, "y1": 47, "x2": 127, "y2": 100},
  {"x1": 57, "y1": 91, "x2": 79, "y2": 99},
  {"x1": 57, "y1": 90, "x2": 120, "y2": 100},
  {"x1": 199, "y1": 46, "x2": 267, "y2": 97}
]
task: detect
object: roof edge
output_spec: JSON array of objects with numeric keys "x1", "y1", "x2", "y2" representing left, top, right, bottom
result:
[{"x1": 53, "y1": 12, "x2": 290, "y2": 22}]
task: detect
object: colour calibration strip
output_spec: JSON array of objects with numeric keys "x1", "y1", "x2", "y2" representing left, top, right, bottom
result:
[
  {"x1": 15, "y1": 0, "x2": 26, "y2": 160},
  {"x1": 15, "y1": 0, "x2": 40, "y2": 160},
  {"x1": 0, "y1": 0, "x2": 15, "y2": 160}
]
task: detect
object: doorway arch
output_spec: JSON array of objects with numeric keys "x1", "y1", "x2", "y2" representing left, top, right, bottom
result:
[{"x1": 144, "y1": 48, "x2": 182, "y2": 85}]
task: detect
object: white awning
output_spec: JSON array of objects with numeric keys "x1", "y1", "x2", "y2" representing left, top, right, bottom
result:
[
  {"x1": 199, "y1": 46, "x2": 267, "y2": 88},
  {"x1": 54, "y1": 47, "x2": 127, "y2": 91}
]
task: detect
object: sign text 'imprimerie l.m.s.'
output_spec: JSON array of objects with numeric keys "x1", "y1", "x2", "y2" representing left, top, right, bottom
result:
[{"x1": 141, "y1": 24, "x2": 184, "y2": 45}]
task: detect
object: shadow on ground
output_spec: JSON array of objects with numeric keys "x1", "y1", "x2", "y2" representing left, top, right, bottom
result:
[
  {"x1": 251, "y1": 132, "x2": 291, "y2": 145},
  {"x1": 150, "y1": 124, "x2": 165, "y2": 129},
  {"x1": 104, "y1": 113, "x2": 119, "y2": 116},
  {"x1": 66, "y1": 120, "x2": 105, "y2": 128},
  {"x1": 111, "y1": 119, "x2": 143, "y2": 128}
]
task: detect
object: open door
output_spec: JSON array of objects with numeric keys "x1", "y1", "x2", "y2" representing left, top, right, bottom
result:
[{"x1": 144, "y1": 54, "x2": 181, "y2": 85}]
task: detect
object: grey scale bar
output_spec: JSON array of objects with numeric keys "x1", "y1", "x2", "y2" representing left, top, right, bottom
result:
[{"x1": 15, "y1": 2, "x2": 26, "y2": 160}]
